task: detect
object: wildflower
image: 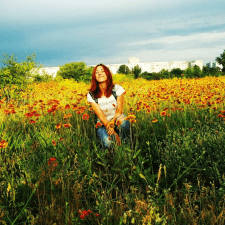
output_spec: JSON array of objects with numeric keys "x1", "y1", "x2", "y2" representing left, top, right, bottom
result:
[
  {"x1": 107, "y1": 121, "x2": 114, "y2": 129},
  {"x1": 95, "y1": 122, "x2": 102, "y2": 128},
  {"x1": 160, "y1": 111, "x2": 167, "y2": 116},
  {"x1": 55, "y1": 123, "x2": 62, "y2": 129},
  {"x1": 4, "y1": 110, "x2": 11, "y2": 115},
  {"x1": 65, "y1": 104, "x2": 70, "y2": 109},
  {"x1": 82, "y1": 113, "x2": 90, "y2": 120},
  {"x1": 50, "y1": 157, "x2": 56, "y2": 161},
  {"x1": 152, "y1": 119, "x2": 158, "y2": 123},
  {"x1": 0, "y1": 140, "x2": 8, "y2": 148},
  {"x1": 59, "y1": 137, "x2": 64, "y2": 141},
  {"x1": 78, "y1": 209, "x2": 92, "y2": 220},
  {"x1": 96, "y1": 213, "x2": 100, "y2": 217},
  {"x1": 52, "y1": 140, "x2": 56, "y2": 146},
  {"x1": 116, "y1": 120, "x2": 122, "y2": 126},
  {"x1": 63, "y1": 113, "x2": 72, "y2": 119},
  {"x1": 63, "y1": 124, "x2": 72, "y2": 128},
  {"x1": 130, "y1": 119, "x2": 136, "y2": 123},
  {"x1": 48, "y1": 157, "x2": 57, "y2": 165},
  {"x1": 29, "y1": 120, "x2": 36, "y2": 124}
]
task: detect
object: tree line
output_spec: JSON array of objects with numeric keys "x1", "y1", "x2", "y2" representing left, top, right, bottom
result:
[{"x1": 0, "y1": 50, "x2": 225, "y2": 88}]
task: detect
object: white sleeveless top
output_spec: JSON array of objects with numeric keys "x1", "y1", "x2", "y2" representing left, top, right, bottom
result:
[{"x1": 87, "y1": 84, "x2": 125, "y2": 123}]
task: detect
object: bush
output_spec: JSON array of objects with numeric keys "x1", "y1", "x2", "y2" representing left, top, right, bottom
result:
[{"x1": 56, "y1": 62, "x2": 93, "y2": 83}]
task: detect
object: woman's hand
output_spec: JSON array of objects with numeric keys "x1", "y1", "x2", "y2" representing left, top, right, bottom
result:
[
  {"x1": 107, "y1": 127, "x2": 115, "y2": 136},
  {"x1": 106, "y1": 121, "x2": 116, "y2": 135}
]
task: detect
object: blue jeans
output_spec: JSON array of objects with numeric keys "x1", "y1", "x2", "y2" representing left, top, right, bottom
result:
[{"x1": 96, "y1": 119, "x2": 130, "y2": 149}]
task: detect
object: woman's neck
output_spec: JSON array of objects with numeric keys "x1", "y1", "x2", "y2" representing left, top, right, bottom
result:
[{"x1": 99, "y1": 82, "x2": 107, "y2": 96}]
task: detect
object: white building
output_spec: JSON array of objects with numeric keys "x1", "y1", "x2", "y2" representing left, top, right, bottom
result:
[
  {"x1": 206, "y1": 62, "x2": 223, "y2": 70},
  {"x1": 90, "y1": 58, "x2": 203, "y2": 74},
  {"x1": 32, "y1": 67, "x2": 60, "y2": 78},
  {"x1": 32, "y1": 58, "x2": 204, "y2": 77}
]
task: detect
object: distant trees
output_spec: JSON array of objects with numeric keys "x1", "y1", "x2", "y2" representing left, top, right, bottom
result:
[
  {"x1": 57, "y1": 62, "x2": 93, "y2": 83},
  {"x1": 216, "y1": 49, "x2": 225, "y2": 72},
  {"x1": 133, "y1": 65, "x2": 142, "y2": 79},
  {"x1": 117, "y1": 65, "x2": 130, "y2": 74}
]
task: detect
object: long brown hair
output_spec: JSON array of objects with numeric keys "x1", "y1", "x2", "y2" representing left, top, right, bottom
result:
[{"x1": 89, "y1": 64, "x2": 114, "y2": 98}]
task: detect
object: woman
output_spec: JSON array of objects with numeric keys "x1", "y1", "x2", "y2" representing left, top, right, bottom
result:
[{"x1": 87, "y1": 64, "x2": 130, "y2": 149}]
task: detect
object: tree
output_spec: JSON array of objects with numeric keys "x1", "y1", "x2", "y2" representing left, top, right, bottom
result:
[
  {"x1": 117, "y1": 64, "x2": 130, "y2": 74},
  {"x1": 133, "y1": 65, "x2": 141, "y2": 79},
  {"x1": 192, "y1": 65, "x2": 202, "y2": 78},
  {"x1": 170, "y1": 68, "x2": 183, "y2": 77},
  {"x1": 0, "y1": 53, "x2": 42, "y2": 101},
  {"x1": 57, "y1": 62, "x2": 92, "y2": 83},
  {"x1": 216, "y1": 49, "x2": 225, "y2": 72},
  {"x1": 0, "y1": 53, "x2": 41, "y2": 86}
]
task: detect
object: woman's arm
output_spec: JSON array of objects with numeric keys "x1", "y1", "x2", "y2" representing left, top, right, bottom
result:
[
  {"x1": 112, "y1": 93, "x2": 124, "y2": 124},
  {"x1": 90, "y1": 102, "x2": 109, "y2": 127}
]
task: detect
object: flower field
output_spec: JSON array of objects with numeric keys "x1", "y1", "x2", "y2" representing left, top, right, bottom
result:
[{"x1": 1, "y1": 75, "x2": 225, "y2": 224}]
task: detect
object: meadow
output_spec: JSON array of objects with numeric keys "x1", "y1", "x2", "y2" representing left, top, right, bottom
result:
[{"x1": 0, "y1": 74, "x2": 225, "y2": 224}]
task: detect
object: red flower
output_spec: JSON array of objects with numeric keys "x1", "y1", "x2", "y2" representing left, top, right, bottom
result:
[
  {"x1": 95, "y1": 213, "x2": 100, "y2": 217},
  {"x1": 65, "y1": 104, "x2": 70, "y2": 109},
  {"x1": 49, "y1": 158, "x2": 56, "y2": 162},
  {"x1": 29, "y1": 120, "x2": 36, "y2": 124},
  {"x1": 63, "y1": 124, "x2": 71, "y2": 128},
  {"x1": 82, "y1": 113, "x2": 90, "y2": 121},
  {"x1": 95, "y1": 122, "x2": 102, "y2": 129},
  {"x1": 55, "y1": 123, "x2": 62, "y2": 129},
  {"x1": 52, "y1": 140, "x2": 56, "y2": 146}
]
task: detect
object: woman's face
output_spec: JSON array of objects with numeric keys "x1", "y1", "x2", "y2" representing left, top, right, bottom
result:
[{"x1": 95, "y1": 66, "x2": 108, "y2": 83}]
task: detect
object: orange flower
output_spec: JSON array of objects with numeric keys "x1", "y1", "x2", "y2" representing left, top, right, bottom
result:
[
  {"x1": 116, "y1": 120, "x2": 122, "y2": 126},
  {"x1": 52, "y1": 140, "x2": 56, "y2": 146},
  {"x1": 82, "y1": 113, "x2": 90, "y2": 120},
  {"x1": 95, "y1": 122, "x2": 102, "y2": 129},
  {"x1": 152, "y1": 119, "x2": 158, "y2": 123},
  {"x1": 107, "y1": 121, "x2": 114, "y2": 129},
  {"x1": 160, "y1": 111, "x2": 167, "y2": 116},
  {"x1": 0, "y1": 140, "x2": 8, "y2": 148},
  {"x1": 55, "y1": 123, "x2": 62, "y2": 129},
  {"x1": 63, "y1": 124, "x2": 72, "y2": 128},
  {"x1": 130, "y1": 119, "x2": 136, "y2": 123},
  {"x1": 29, "y1": 120, "x2": 36, "y2": 124},
  {"x1": 63, "y1": 113, "x2": 72, "y2": 119},
  {"x1": 65, "y1": 104, "x2": 70, "y2": 109}
]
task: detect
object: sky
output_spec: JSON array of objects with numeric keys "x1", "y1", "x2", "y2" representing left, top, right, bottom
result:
[{"x1": 0, "y1": 0, "x2": 225, "y2": 67}]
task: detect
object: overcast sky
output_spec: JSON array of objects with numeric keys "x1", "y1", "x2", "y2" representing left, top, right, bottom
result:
[{"x1": 1, "y1": 0, "x2": 225, "y2": 67}]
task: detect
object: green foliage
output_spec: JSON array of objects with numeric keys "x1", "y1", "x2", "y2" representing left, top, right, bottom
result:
[
  {"x1": 32, "y1": 72, "x2": 53, "y2": 83},
  {"x1": 0, "y1": 53, "x2": 41, "y2": 101},
  {"x1": 117, "y1": 64, "x2": 131, "y2": 74},
  {"x1": 0, "y1": 53, "x2": 41, "y2": 87},
  {"x1": 170, "y1": 68, "x2": 184, "y2": 77},
  {"x1": 216, "y1": 49, "x2": 225, "y2": 72},
  {"x1": 56, "y1": 62, "x2": 93, "y2": 83},
  {"x1": 132, "y1": 64, "x2": 141, "y2": 79}
]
